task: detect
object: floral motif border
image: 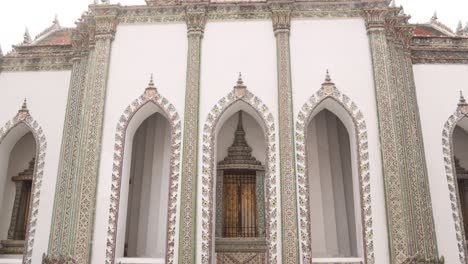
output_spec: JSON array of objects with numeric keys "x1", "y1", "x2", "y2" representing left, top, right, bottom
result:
[
  {"x1": 200, "y1": 90, "x2": 279, "y2": 264},
  {"x1": 441, "y1": 109, "x2": 468, "y2": 264},
  {"x1": 105, "y1": 89, "x2": 182, "y2": 264},
  {"x1": 295, "y1": 85, "x2": 374, "y2": 264},
  {"x1": 0, "y1": 110, "x2": 47, "y2": 264}
]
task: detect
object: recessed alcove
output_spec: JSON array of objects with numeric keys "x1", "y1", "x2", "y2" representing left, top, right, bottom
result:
[
  {"x1": 0, "y1": 124, "x2": 36, "y2": 258},
  {"x1": 115, "y1": 102, "x2": 172, "y2": 263}
]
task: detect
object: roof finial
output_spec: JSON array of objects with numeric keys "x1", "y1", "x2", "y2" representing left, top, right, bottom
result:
[
  {"x1": 431, "y1": 11, "x2": 438, "y2": 22},
  {"x1": 23, "y1": 27, "x2": 32, "y2": 44},
  {"x1": 53, "y1": 14, "x2": 60, "y2": 26},
  {"x1": 457, "y1": 20, "x2": 464, "y2": 35},
  {"x1": 389, "y1": 0, "x2": 396, "y2": 8},
  {"x1": 398, "y1": 7, "x2": 405, "y2": 16}
]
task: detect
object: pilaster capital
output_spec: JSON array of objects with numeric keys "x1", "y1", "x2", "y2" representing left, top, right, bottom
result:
[
  {"x1": 93, "y1": 4, "x2": 120, "y2": 40},
  {"x1": 184, "y1": 5, "x2": 207, "y2": 36},
  {"x1": 385, "y1": 15, "x2": 414, "y2": 49},
  {"x1": 362, "y1": 9, "x2": 387, "y2": 31},
  {"x1": 271, "y1": 6, "x2": 291, "y2": 33}
]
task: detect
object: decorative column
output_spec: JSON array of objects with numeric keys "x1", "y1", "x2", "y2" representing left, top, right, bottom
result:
[
  {"x1": 255, "y1": 170, "x2": 266, "y2": 237},
  {"x1": 363, "y1": 8, "x2": 442, "y2": 264},
  {"x1": 215, "y1": 170, "x2": 224, "y2": 238},
  {"x1": 179, "y1": 5, "x2": 206, "y2": 264},
  {"x1": 46, "y1": 4, "x2": 119, "y2": 264},
  {"x1": 271, "y1": 5, "x2": 299, "y2": 264}
]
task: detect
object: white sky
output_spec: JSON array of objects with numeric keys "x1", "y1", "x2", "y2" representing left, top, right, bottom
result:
[{"x1": 0, "y1": 0, "x2": 467, "y2": 53}]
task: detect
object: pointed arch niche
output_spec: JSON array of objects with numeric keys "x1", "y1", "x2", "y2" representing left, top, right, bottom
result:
[
  {"x1": 105, "y1": 78, "x2": 182, "y2": 264},
  {"x1": 295, "y1": 73, "x2": 374, "y2": 264},
  {"x1": 200, "y1": 75, "x2": 279, "y2": 264},
  {"x1": 441, "y1": 93, "x2": 468, "y2": 264},
  {"x1": 0, "y1": 101, "x2": 47, "y2": 264}
]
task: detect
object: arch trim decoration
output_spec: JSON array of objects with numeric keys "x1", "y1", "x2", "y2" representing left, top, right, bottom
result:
[
  {"x1": 295, "y1": 73, "x2": 374, "y2": 264},
  {"x1": 441, "y1": 93, "x2": 468, "y2": 264},
  {"x1": 199, "y1": 76, "x2": 279, "y2": 264},
  {"x1": 0, "y1": 100, "x2": 47, "y2": 264},
  {"x1": 105, "y1": 79, "x2": 182, "y2": 264}
]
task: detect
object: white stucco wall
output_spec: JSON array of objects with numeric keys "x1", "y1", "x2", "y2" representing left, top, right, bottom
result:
[
  {"x1": 0, "y1": 71, "x2": 70, "y2": 264},
  {"x1": 414, "y1": 64, "x2": 468, "y2": 264},
  {"x1": 93, "y1": 23, "x2": 187, "y2": 264},
  {"x1": 197, "y1": 20, "x2": 280, "y2": 263},
  {"x1": 290, "y1": 18, "x2": 388, "y2": 263}
]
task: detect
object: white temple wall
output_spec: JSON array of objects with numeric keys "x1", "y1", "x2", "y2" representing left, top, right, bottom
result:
[
  {"x1": 290, "y1": 18, "x2": 389, "y2": 263},
  {"x1": 92, "y1": 22, "x2": 187, "y2": 264},
  {"x1": 0, "y1": 71, "x2": 70, "y2": 264},
  {"x1": 414, "y1": 64, "x2": 468, "y2": 264},
  {"x1": 197, "y1": 20, "x2": 279, "y2": 263}
]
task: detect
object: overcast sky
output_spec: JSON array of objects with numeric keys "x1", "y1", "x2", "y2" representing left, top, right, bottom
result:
[{"x1": 0, "y1": 0, "x2": 467, "y2": 53}]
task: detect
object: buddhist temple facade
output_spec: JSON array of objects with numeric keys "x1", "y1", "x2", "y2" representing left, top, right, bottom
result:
[{"x1": 0, "y1": 0, "x2": 467, "y2": 263}]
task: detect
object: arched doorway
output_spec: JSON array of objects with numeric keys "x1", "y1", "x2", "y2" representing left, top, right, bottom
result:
[
  {"x1": 106, "y1": 78, "x2": 182, "y2": 264},
  {"x1": 295, "y1": 72, "x2": 374, "y2": 263},
  {"x1": 306, "y1": 109, "x2": 361, "y2": 259},
  {"x1": 442, "y1": 94, "x2": 468, "y2": 263},
  {"x1": 0, "y1": 131, "x2": 36, "y2": 256},
  {"x1": 199, "y1": 75, "x2": 280, "y2": 264},
  {"x1": 214, "y1": 110, "x2": 267, "y2": 263},
  {"x1": 0, "y1": 101, "x2": 47, "y2": 264}
]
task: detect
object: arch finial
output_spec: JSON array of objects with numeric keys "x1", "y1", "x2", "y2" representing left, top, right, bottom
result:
[
  {"x1": 458, "y1": 90, "x2": 468, "y2": 114},
  {"x1": 145, "y1": 73, "x2": 157, "y2": 98},
  {"x1": 325, "y1": 69, "x2": 332, "y2": 83},
  {"x1": 18, "y1": 98, "x2": 29, "y2": 120},
  {"x1": 234, "y1": 72, "x2": 247, "y2": 98},
  {"x1": 322, "y1": 69, "x2": 336, "y2": 96}
]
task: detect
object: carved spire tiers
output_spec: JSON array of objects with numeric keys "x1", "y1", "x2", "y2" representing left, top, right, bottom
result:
[{"x1": 218, "y1": 111, "x2": 264, "y2": 171}]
